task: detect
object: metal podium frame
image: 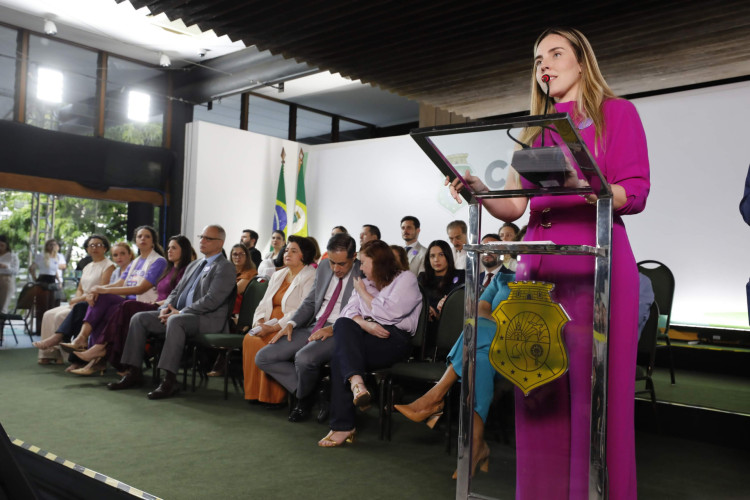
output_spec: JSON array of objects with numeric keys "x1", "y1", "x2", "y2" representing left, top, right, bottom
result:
[{"x1": 411, "y1": 113, "x2": 613, "y2": 500}]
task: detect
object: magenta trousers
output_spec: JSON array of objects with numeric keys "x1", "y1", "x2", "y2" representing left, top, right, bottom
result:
[{"x1": 514, "y1": 200, "x2": 638, "y2": 500}]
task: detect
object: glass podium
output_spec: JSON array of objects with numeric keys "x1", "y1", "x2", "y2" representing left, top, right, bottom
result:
[{"x1": 411, "y1": 113, "x2": 613, "y2": 500}]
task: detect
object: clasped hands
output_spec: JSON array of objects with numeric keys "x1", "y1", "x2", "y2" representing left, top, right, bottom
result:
[{"x1": 159, "y1": 304, "x2": 181, "y2": 323}]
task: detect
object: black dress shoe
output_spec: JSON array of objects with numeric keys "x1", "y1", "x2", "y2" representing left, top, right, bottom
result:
[
  {"x1": 107, "y1": 370, "x2": 144, "y2": 391},
  {"x1": 317, "y1": 382, "x2": 331, "y2": 424},
  {"x1": 147, "y1": 372, "x2": 179, "y2": 400},
  {"x1": 317, "y1": 403, "x2": 330, "y2": 424},
  {"x1": 288, "y1": 394, "x2": 314, "y2": 422}
]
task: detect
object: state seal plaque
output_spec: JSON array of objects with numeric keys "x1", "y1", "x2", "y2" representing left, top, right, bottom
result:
[{"x1": 489, "y1": 281, "x2": 570, "y2": 396}]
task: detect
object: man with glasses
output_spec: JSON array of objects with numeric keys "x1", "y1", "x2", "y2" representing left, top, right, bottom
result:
[
  {"x1": 256, "y1": 233, "x2": 360, "y2": 423},
  {"x1": 109, "y1": 224, "x2": 235, "y2": 400}
]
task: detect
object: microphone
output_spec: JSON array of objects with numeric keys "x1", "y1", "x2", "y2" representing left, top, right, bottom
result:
[
  {"x1": 510, "y1": 72, "x2": 567, "y2": 188},
  {"x1": 541, "y1": 74, "x2": 551, "y2": 147}
]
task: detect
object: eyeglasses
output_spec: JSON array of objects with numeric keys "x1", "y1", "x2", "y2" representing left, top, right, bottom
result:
[
  {"x1": 88, "y1": 243, "x2": 105, "y2": 248},
  {"x1": 197, "y1": 234, "x2": 222, "y2": 241}
]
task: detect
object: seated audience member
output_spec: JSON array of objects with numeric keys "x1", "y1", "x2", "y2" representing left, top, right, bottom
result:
[
  {"x1": 319, "y1": 226, "x2": 348, "y2": 261},
  {"x1": 108, "y1": 225, "x2": 235, "y2": 399},
  {"x1": 418, "y1": 240, "x2": 465, "y2": 341},
  {"x1": 59, "y1": 226, "x2": 167, "y2": 355},
  {"x1": 498, "y1": 222, "x2": 520, "y2": 272},
  {"x1": 400, "y1": 215, "x2": 427, "y2": 276},
  {"x1": 240, "y1": 229, "x2": 263, "y2": 268},
  {"x1": 29, "y1": 238, "x2": 67, "y2": 334},
  {"x1": 206, "y1": 243, "x2": 258, "y2": 377},
  {"x1": 242, "y1": 236, "x2": 317, "y2": 406},
  {"x1": 109, "y1": 242, "x2": 135, "y2": 282},
  {"x1": 33, "y1": 235, "x2": 115, "y2": 364},
  {"x1": 446, "y1": 220, "x2": 468, "y2": 270},
  {"x1": 0, "y1": 235, "x2": 19, "y2": 314},
  {"x1": 308, "y1": 236, "x2": 322, "y2": 267},
  {"x1": 390, "y1": 245, "x2": 410, "y2": 272},
  {"x1": 395, "y1": 269, "x2": 516, "y2": 478},
  {"x1": 230, "y1": 243, "x2": 259, "y2": 314},
  {"x1": 359, "y1": 224, "x2": 380, "y2": 248},
  {"x1": 257, "y1": 244, "x2": 286, "y2": 278},
  {"x1": 266, "y1": 230, "x2": 286, "y2": 260},
  {"x1": 638, "y1": 273, "x2": 655, "y2": 340},
  {"x1": 256, "y1": 233, "x2": 359, "y2": 422},
  {"x1": 478, "y1": 233, "x2": 504, "y2": 292},
  {"x1": 69, "y1": 235, "x2": 195, "y2": 375},
  {"x1": 319, "y1": 240, "x2": 422, "y2": 447},
  {"x1": 52, "y1": 242, "x2": 134, "y2": 372}
]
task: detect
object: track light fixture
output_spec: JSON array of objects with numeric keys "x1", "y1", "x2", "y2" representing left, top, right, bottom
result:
[
  {"x1": 159, "y1": 52, "x2": 171, "y2": 67},
  {"x1": 43, "y1": 19, "x2": 57, "y2": 36}
]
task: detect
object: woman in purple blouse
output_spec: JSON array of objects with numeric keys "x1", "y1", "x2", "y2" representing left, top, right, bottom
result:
[
  {"x1": 449, "y1": 28, "x2": 649, "y2": 499},
  {"x1": 68, "y1": 235, "x2": 194, "y2": 375},
  {"x1": 318, "y1": 240, "x2": 422, "y2": 447}
]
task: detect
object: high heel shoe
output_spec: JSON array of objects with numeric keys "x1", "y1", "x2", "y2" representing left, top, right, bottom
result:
[
  {"x1": 318, "y1": 429, "x2": 356, "y2": 447},
  {"x1": 60, "y1": 339, "x2": 87, "y2": 353},
  {"x1": 394, "y1": 399, "x2": 445, "y2": 429},
  {"x1": 452, "y1": 441, "x2": 490, "y2": 479},
  {"x1": 72, "y1": 344, "x2": 107, "y2": 363},
  {"x1": 70, "y1": 358, "x2": 106, "y2": 376},
  {"x1": 350, "y1": 382, "x2": 371, "y2": 411},
  {"x1": 33, "y1": 333, "x2": 63, "y2": 350}
]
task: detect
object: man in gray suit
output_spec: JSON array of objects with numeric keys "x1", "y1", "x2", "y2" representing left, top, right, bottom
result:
[
  {"x1": 401, "y1": 215, "x2": 426, "y2": 276},
  {"x1": 108, "y1": 224, "x2": 236, "y2": 400},
  {"x1": 256, "y1": 233, "x2": 359, "y2": 422}
]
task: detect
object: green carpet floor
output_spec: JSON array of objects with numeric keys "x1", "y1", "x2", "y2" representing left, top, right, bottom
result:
[
  {"x1": 2, "y1": 347, "x2": 749, "y2": 499},
  {"x1": 0, "y1": 347, "x2": 513, "y2": 499}
]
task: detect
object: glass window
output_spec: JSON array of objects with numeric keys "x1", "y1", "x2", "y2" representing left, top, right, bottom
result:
[
  {"x1": 193, "y1": 94, "x2": 241, "y2": 129},
  {"x1": 339, "y1": 119, "x2": 372, "y2": 142},
  {"x1": 248, "y1": 95, "x2": 288, "y2": 139},
  {"x1": 296, "y1": 108, "x2": 331, "y2": 144},
  {"x1": 104, "y1": 56, "x2": 166, "y2": 147},
  {"x1": 25, "y1": 35, "x2": 97, "y2": 136},
  {"x1": 0, "y1": 25, "x2": 16, "y2": 121}
]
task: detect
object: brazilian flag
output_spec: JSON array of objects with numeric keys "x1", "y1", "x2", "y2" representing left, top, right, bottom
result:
[
  {"x1": 292, "y1": 149, "x2": 308, "y2": 236},
  {"x1": 273, "y1": 148, "x2": 287, "y2": 239}
]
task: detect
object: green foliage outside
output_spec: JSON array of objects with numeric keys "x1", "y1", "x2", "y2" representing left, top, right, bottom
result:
[
  {"x1": 0, "y1": 190, "x2": 128, "y2": 274},
  {"x1": 104, "y1": 122, "x2": 163, "y2": 147}
]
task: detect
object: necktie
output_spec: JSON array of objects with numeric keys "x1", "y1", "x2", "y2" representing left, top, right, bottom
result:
[
  {"x1": 482, "y1": 272, "x2": 494, "y2": 288},
  {"x1": 176, "y1": 260, "x2": 207, "y2": 310},
  {"x1": 405, "y1": 246, "x2": 412, "y2": 253},
  {"x1": 313, "y1": 277, "x2": 343, "y2": 332}
]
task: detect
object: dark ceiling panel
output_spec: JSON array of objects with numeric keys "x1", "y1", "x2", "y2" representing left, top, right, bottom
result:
[{"x1": 120, "y1": 0, "x2": 750, "y2": 119}]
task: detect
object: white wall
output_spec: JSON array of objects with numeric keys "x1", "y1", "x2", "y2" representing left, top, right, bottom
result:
[
  {"x1": 183, "y1": 121, "x2": 300, "y2": 252},
  {"x1": 628, "y1": 82, "x2": 750, "y2": 327},
  {"x1": 183, "y1": 81, "x2": 750, "y2": 328}
]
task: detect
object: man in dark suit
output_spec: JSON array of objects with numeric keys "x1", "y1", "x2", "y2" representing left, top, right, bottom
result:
[
  {"x1": 256, "y1": 233, "x2": 359, "y2": 422},
  {"x1": 240, "y1": 229, "x2": 263, "y2": 269},
  {"x1": 108, "y1": 224, "x2": 236, "y2": 399}
]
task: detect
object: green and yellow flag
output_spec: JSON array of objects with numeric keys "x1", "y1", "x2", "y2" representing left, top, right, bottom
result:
[
  {"x1": 292, "y1": 148, "x2": 308, "y2": 236},
  {"x1": 272, "y1": 148, "x2": 287, "y2": 240}
]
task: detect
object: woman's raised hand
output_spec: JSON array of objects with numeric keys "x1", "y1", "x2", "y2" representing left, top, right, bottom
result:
[{"x1": 445, "y1": 170, "x2": 489, "y2": 204}]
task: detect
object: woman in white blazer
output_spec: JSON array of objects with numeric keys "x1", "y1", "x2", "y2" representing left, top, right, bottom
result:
[{"x1": 243, "y1": 235, "x2": 317, "y2": 405}]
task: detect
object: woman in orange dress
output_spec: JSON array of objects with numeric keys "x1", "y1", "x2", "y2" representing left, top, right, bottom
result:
[{"x1": 242, "y1": 235, "x2": 317, "y2": 405}]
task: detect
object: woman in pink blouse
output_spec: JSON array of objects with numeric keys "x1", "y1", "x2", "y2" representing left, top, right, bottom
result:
[
  {"x1": 318, "y1": 240, "x2": 422, "y2": 447},
  {"x1": 69, "y1": 235, "x2": 194, "y2": 375}
]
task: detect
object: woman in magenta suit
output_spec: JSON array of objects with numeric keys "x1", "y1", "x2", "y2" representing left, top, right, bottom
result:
[{"x1": 450, "y1": 27, "x2": 649, "y2": 500}]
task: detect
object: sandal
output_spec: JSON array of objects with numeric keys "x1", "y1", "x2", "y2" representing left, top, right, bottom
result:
[
  {"x1": 318, "y1": 429, "x2": 356, "y2": 447},
  {"x1": 351, "y1": 381, "x2": 371, "y2": 411}
]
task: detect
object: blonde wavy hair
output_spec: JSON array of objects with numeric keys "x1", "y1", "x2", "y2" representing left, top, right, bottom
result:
[{"x1": 519, "y1": 27, "x2": 617, "y2": 148}]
